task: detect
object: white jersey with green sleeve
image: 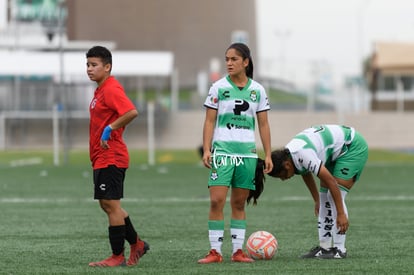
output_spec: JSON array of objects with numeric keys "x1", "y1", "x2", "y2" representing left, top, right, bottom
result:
[
  {"x1": 203, "y1": 75, "x2": 270, "y2": 157},
  {"x1": 286, "y1": 125, "x2": 355, "y2": 175}
]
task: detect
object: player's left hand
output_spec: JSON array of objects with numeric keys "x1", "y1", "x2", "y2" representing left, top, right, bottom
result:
[
  {"x1": 100, "y1": 140, "x2": 110, "y2": 149},
  {"x1": 263, "y1": 156, "x2": 273, "y2": 174},
  {"x1": 336, "y1": 213, "x2": 349, "y2": 234},
  {"x1": 100, "y1": 125, "x2": 112, "y2": 149},
  {"x1": 203, "y1": 151, "x2": 212, "y2": 169}
]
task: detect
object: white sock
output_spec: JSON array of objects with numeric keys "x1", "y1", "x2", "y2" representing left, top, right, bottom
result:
[
  {"x1": 319, "y1": 190, "x2": 334, "y2": 250},
  {"x1": 329, "y1": 189, "x2": 348, "y2": 252},
  {"x1": 231, "y1": 228, "x2": 245, "y2": 254},
  {"x1": 208, "y1": 230, "x2": 224, "y2": 254}
]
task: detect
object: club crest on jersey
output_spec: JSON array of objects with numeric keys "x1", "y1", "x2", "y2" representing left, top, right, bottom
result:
[
  {"x1": 90, "y1": 98, "x2": 97, "y2": 109},
  {"x1": 210, "y1": 169, "x2": 218, "y2": 181},
  {"x1": 250, "y1": 90, "x2": 257, "y2": 102}
]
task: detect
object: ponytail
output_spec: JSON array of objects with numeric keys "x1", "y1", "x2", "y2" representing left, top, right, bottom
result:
[
  {"x1": 246, "y1": 58, "x2": 254, "y2": 79},
  {"x1": 247, "y1": 158, "x2": 265, "y2": 205}
]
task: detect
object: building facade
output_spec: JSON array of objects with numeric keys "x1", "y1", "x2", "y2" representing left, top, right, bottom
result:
[
  {"x1": 366, "y1": 41, "x2": 414, "y2": 111},
  {"x1": 65, "y1": 0, "x2": 257, "y2": 87}
]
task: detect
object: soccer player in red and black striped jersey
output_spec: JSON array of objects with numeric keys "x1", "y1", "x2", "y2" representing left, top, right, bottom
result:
[{"x1": 86, "y1": 46, "x2": 149, "y2": 267}]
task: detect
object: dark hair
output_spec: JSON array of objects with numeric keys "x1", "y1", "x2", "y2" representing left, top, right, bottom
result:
[
  {"x1": 247, "y1": 158, "x2": 265, "y2": 205},
  {"x1": 226, "y1": 43, "x2": 254, "y2": 78},
  {"x1": 86, "y1": 45, "x2": 112, "y2": 69},
  {"x1": 267, "y1": 148, "x2": 291, "y2": 177}
]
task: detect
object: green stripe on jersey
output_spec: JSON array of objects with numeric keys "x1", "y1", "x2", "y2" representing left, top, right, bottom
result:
[
  {"x1": 314, "y1": 126, "x2": 334, "y2": 163},
  {"x1": 217, "y1": 113, "x2": 255, "y2": 131},
  {"x1": 295, "y1": 134, "x2": 316, "y2": 151}
]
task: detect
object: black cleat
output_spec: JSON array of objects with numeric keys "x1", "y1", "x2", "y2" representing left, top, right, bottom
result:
[
  {"x1": 300, "y1": 246, "x2": 333, "y2": 259},
  {"x1": 319, "y1": 247, "x2": 347, "y2": 259}
]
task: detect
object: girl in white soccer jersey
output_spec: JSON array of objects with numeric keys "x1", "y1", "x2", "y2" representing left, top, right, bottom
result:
[
  {"x1": 268, "y1": 124, "x2": 368, "y2": 259},
  {"x1": 198, "y1": 43, "x2": 273, "y2": 264}
]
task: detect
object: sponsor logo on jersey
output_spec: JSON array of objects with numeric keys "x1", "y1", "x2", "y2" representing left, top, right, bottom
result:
[
  {"x1": 233, "y1": 99, "x2": 249, "y2": 115},
  {"x1": 231, "y1": 116, "x2": 247, "y2": 121},
  {"x1": 226, "y1": 123, "x2": 251, "y2": 130},
  {"x1": 265, "y1": 97, "x2": 270, "y2": 106},
  {"x1": 340, "y1": 167, "x2": 349, "y2": 175}
]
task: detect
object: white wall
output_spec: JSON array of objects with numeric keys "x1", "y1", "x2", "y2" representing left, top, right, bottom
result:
[
  {"x1": 157, "y1": 111, "x2": 414, "y2": 151},
  {"x1": 1, "y1": 111, "x2": 413, "y2": 151}
]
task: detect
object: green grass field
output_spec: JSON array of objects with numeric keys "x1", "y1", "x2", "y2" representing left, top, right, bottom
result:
[{"x1": 0, "y1": 149, "x2": 413, "y2": 274}]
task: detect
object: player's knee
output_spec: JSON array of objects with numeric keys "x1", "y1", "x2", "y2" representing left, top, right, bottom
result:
[
  {"x1": 99, "y1": 200, "x2": 118, "y2": 214},
  {"x1": 336, "y1": 178, "x2": 354, "y2": 190},
  {"x1": 210, "y1": 198, "x2": 225, "y2": 211},
  {"x1": 231, "y1": 200, "x2": 246, "y2": 212}
]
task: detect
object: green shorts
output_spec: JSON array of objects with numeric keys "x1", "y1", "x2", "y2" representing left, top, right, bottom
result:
[
  {"x1": 326, "y1": 131, "x2": 368, "y2": 182},
  {"x1": 208, "y1": 155, "x2": 257, "y2": 190}
]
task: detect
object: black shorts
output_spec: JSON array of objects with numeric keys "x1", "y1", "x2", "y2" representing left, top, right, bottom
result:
[{"x1": 93, "y1": 165, "x2": 126, "y2": 200}]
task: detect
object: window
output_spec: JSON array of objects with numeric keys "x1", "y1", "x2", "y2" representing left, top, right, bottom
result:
[
  {"x1": 401, "y1": 76, "x2": 414, "y2": 91},
  {"x1": 377, "y1": 75, "x2": 414, "y2": 92}
]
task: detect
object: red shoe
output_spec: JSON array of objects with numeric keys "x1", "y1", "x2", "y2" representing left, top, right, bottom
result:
[
  {"x1": 127, "y1": 239, "x2": 150, "y2": 266},
  {"x1": 231, "y1": 249, "x2": 254, "y2": 263},
  {"x1": 198, "y1": 249, "x2": 223, "y2": 264},
  {"x1": 89, "y1": 254, "x2": 126, "y2": 267}
]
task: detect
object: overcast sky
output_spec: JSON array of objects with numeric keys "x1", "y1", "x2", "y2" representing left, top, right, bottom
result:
[{"x1": 256, "y1": 0, "x2": 414, "y2": 87}]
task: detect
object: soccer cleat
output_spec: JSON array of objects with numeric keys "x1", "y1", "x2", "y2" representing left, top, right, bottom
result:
[
  {"x1": 319, "y1": 247, "x2": 347, "y2": 259},
  {"x1": 127, "y1": 239, "x2": 150, "y2": 266},
  {"x1": 89, "y1": 254, "x2": 126, "y2": 267},
  {"x1": 300, "y1": 246, "x2": 332, "y2": 259},
  {"x1": 198, "y1": 249, "x2": 223, "y2": 264},
  {"x1": 231, "y1": 249, "x2": 255, "y2": 263}
]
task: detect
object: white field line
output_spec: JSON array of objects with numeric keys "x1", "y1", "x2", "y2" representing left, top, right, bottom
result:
[
  {"x1": 0, "y1": 195, "x2": 414, "y2": 204},
  {"x1": 9, "y1": 157, "x2": 43, "y2": 167}
]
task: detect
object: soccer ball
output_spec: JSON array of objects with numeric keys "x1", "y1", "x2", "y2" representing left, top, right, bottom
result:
[{"x1": 246, "y1": 230, "x2": 278, "y2": 260}]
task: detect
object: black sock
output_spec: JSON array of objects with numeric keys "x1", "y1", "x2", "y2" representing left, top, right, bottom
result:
[
  {"x1": 108, "y1": 225, "x2": 126, "y2": 255},
  {"x1": 124, "y1": 216, "x2": 139, "y2": 244}
]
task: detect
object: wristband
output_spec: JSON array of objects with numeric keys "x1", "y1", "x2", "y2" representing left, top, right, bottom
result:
[{"x1": 101, "y1": 125, "x2": 112, "y2": 141}]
